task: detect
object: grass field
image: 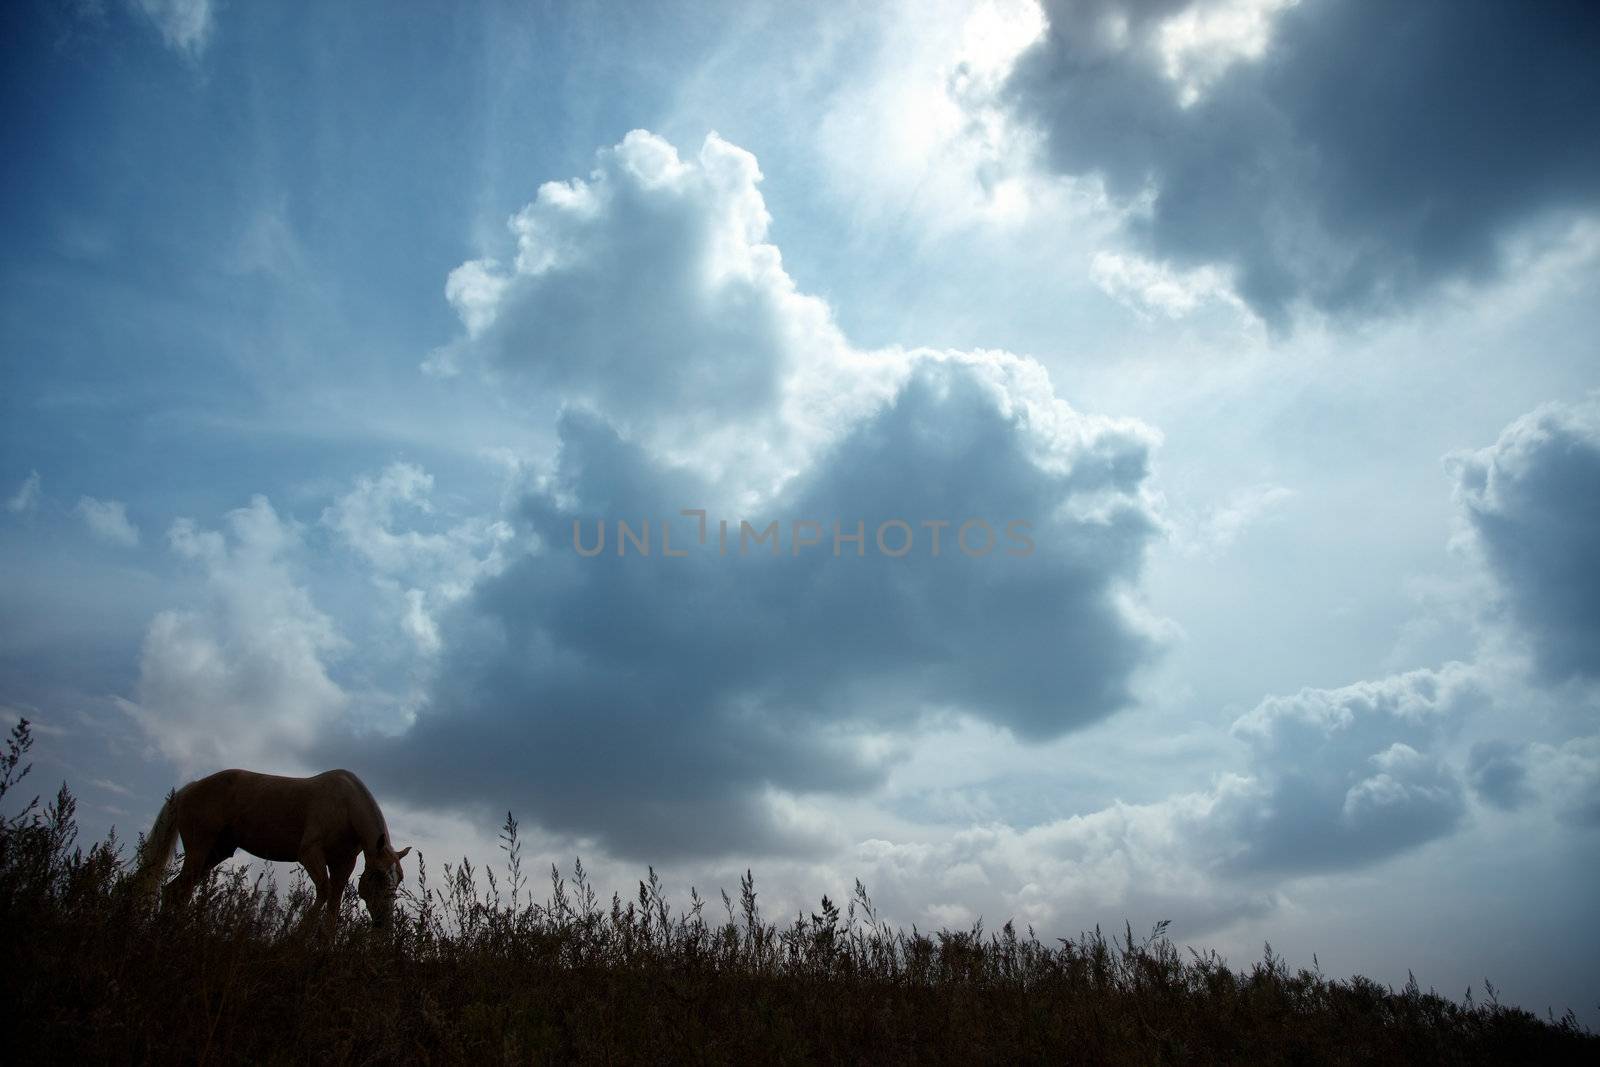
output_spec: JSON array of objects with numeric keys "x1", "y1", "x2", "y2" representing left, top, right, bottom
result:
[{"x1": 3, "y1": 720, "x2": 1592, "y2": 1064}]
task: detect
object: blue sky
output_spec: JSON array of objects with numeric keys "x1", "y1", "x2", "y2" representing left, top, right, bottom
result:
[{"x1": 3, "y1": 0, "x2": 1598, "y2": 1021}]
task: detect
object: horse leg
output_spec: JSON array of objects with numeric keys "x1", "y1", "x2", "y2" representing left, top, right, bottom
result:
[
  {"x1": 161, "y1": 829, "x2": 212, "y2": 910},
  {"x1": 325, "y1": 851, "x2": 357, "y2": 934},
  {"x1": 298, "y1": 843, "x2": 333, "y2": 935}
]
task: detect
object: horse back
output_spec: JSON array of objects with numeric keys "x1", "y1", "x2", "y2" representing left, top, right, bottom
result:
[{"x1": 179, "y1": 768, "x2": 362, "y2": 864}]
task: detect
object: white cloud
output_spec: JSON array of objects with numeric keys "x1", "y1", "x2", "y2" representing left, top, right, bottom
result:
[
  {"x1": 1090, "y1": 250, "x2": 1247, "y2": 320},
  {"x1": 1155, "y1": 0, "x2": 1299, "y2": 108},
  {"x1": 321, "y1": 462, "x2": 510, "y2": 593},
  {"x1": 6, "y1": 471, "x2": 40, "y2": 514},
  {"x1": 0, "y1": 705, "x2": 70, "y2": 737},
  {"x1": 230, "y1": 199, "x2": 311, "y2": 283},
  {"x1": 1031, "y1": 394, "x2": 1600, "y2": 921},
  {"x1": 321, "y1": 461, "x2": 512, "y2": 657},
  {"x1": 1188, "y1": 483, "x2": 1294, "y2": 555},
  {"x1": 836, "y1": 661, "x2": 1484, "y2": 936},
  {"x1": 430, "y1": 130, "x2": 884, "y2": 489},
  {"x1": 122, "y1": 496, "x2": 348, "y2": 773},
  {"x1": 811, "y1": 0, "x2": 1073, "y2": 234},
  {"x1": 401, "y1": 588, "x2": 441, "y2": 657},
  {"x1": 132, "y1": 0, "x2": 213, "y2": 57},
  {"x1": 847, "y1": 780, "x2": 1267, "y2": 934},
  {"x1": 76, "y1": 496, "x2": 140, "y2": 547}
]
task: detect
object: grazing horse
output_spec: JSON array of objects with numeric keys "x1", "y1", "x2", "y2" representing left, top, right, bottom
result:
[{"x1": 135, "y1": 768, "x2": 411, "y2": 931}]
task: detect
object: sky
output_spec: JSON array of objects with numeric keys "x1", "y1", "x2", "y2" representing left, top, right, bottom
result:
[{"x1": 3, "y1": 0, "x2": 1598, "y2": 1023}]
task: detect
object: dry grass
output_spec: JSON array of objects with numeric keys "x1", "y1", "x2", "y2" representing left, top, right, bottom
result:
[{"x1": 2, "y1": 720, "x2": 1592, "y2": 1064}]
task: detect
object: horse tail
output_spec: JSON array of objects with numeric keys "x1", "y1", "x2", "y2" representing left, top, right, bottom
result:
[{"x1": 132, "y1": 787, "x2": 182, "y2": 899}]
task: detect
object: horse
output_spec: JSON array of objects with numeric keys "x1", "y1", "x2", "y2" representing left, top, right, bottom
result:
[{"x1": 134, "y1": 768, "x2": 411, "y2": 932}]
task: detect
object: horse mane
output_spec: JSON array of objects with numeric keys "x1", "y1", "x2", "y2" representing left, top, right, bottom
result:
[{"x1": 336, "y1": 769, "x2": 394, "y2": 861}]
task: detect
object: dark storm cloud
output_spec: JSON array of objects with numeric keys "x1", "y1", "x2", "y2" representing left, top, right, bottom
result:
[
  {"x1": 359, "y1": 355, "x2": 1162, "y2": 859},
  {"x1": 1004, "y1": 0, "x2": 1600, "y2": 325},
  {"x1": 1451, "y1": 397, "x2": 1600, "y2": 684}
]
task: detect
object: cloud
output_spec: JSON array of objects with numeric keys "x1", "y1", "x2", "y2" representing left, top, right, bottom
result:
[
  {"x1": 123, "y1": 496, "x2": 349, "y2": 774},
  {"x1": 1076, "y1": 394, "x2": 1600, "y2": 902},
  {"x1": 1003, "y1": 0, "x2": 1600, "y2": 325},
  {"x1": 1468, "y1": 735, "x2": 1600, "y2": 827},
  {"x1": 877, "y1": 396, "x2": 1600, "y2": 923},
  {"x1": 1449, "y1": 396, "x2": 1600, "y2": 683},
  {"x1": 321, "y1": 462, "x2": 512, "y2": 657},
  {"x1": 847, "y1": 783, "x2": 1275, "y2": 934},
  {"x1": 132, "y1": 0, "x2": 213, "y2": 57},
  {"x1": 808, "y1": 0, "x2": 1062, "y2": 234},
  {"x1": 1538, "y1": 735, "x2": 1600, "y2": 826},
  {"x1": 846, "y1": 666, "x2": 1486, "y2": 929},
  {"x1": 1466, "y1": 739, "x2": 1534, "y2": 812},
  {"x1": 6, "y1": 471, "x2": 40, "y2": 515},
  {"x1": 90, "y1": 777, "x2": 134, "y2": 798},
  {"x1": 1089, "y1": 250, "x2": 1244, "y2": 319},
  {"x1": 1154, "y1": 0, "x2": 1296, "y2": 106},
  {"x1": 76, "y1": 496, "x2": 140, "y2": 547},
  {"x1": 852, "y1": 661, "x2": 1483, "y2": 936},
  {"x1": 1172, "y1": 481, "x2": 1294, "y2": 557},
  {"x1": 368, "y1": 353, "x2": 1164, "y2": 859},
  {"x1": 428, "y1": 131, "x2": 865, "y2": 480},
  {"x1": 1216, "y1": 663, "x2": 1479, "y2": 872},
  {"x1": 349, "y1": 131, "x2": 1167, "y2": 859}
]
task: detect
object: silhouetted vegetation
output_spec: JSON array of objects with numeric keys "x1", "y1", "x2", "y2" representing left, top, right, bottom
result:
[{"x1": 2, "y1": 720, "x2": 1592, "y2": 1063}]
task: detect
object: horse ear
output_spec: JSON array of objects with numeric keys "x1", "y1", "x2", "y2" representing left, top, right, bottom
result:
[{"x1": 395, "y1": 846, "x2": 411, "y2": 861}]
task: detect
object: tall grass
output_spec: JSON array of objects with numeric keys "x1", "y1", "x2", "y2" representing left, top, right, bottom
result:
[{"x1": 2, "y1": 720, "x2": 1592, "y2": 1063}]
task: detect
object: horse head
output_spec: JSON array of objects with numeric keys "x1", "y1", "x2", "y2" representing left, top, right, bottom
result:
[{"x1": 358, "y1": 840, "x2": 412, "y2": 928}]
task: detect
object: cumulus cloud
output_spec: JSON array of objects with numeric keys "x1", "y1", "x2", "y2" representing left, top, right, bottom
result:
[
  {"x1": 847, "y1": 783, "x2": 1273, "y2": 934},
  {"x1": 123, "y1": 496, "x2": 349, "y2": 773},
  {"x1": 838, "y1": 667, "x2": 1486, "y2": 935},
  {"x1": 1003, "y1": 0, "x2": 1600, "y2": 325},
  {"x1": 851, "y1": 662, "x2": 1483, "y2": 936},
  {"x1": 1449, "y1": 396, "x2": 1600, "y2": 683},
  {"x1": 428, "y1": 131, "x2": 871, "y2": 484},
  {"x1": 6, "y1": 471, "x2": 40, "y2": 515},
  {"x1": 1060, "y1": 391, "x2": 1600, "y2": 913},
  {"x1": 1217, "y1": 664, "x2": 1478, "y2": 872},
  {"x1": 321, "y1": 462, "x2": 513, "y2": 657},
  {"x1": 1087, "y1": 393, "x2": 1600, "y2": 907},
  {"x1": 76, "y1": 496, "x2": 140, "y2": 547},
  {"x1": 351, "y1": 131, "x2": 1167, "y2": 859},
  {"x1": 132, "y1": 0, "x2": 213, "y2": 57}
]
